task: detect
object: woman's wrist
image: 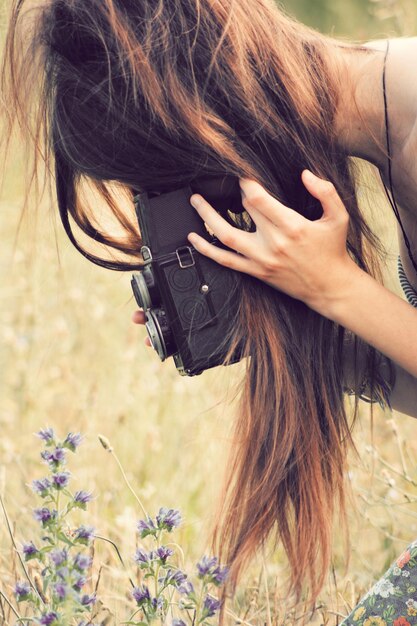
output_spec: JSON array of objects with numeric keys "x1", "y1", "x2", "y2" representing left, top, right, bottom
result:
[
  {"x1": 304, "y1": 258, "x2": 367, "y2": 321},
  {"x1": 305, "y1": 260, "x2": 417, "y2": 380}
]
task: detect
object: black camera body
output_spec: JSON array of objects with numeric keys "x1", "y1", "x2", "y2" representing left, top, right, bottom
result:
[{"x1": 131, "y1": 176, "x2": 247, "y2": 376}]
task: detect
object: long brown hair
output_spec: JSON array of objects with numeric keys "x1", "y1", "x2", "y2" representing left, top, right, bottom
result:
[{"x1": 1, "y1": 0, "x2": 393, "y2": 610}]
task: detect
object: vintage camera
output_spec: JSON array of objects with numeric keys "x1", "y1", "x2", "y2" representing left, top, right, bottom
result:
[{"x1": 131, "y1": 175, "x2": 248, "y2": 376}]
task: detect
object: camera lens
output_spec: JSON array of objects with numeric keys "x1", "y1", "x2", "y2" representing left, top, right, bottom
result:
[
  {"x1": 131, "y1": 272, "x2": 152, "y2": 310},
  {"x1": 145, "y1": 309, "x2": 177, "y2": 360}
]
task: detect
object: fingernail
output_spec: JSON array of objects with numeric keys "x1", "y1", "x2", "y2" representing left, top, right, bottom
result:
[
  {"x1": 303, "y1": 170, "x2": 316, "y2": 181},
  {"x1": 190, "y1": 194, "x2": 202, "y2": 208}
]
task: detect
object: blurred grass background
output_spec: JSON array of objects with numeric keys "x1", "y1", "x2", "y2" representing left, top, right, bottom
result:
[{"x1": 1, "y1": 0, "x2": 417, "y2": 624}]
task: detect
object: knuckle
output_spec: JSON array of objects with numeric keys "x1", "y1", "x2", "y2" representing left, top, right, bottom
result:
[
  {"x1": 270, "y1": 239, "x2": 284, "y2": 255},
  {"x1": 261, "y1": 255, "x2": 279, "y2": 274},
  {"x1": 340, "y1": 209, "x2": 350, "y2": 225},
  {"x1": 241, "y1": 196, "x2": 251, "y2": 211},
  {"x1": 243, "y1": 193, "x2": 263, "y2": 207},
  {"x1": 196, "y1": 238, "x2": 208, "y2": 251},
  {"x1": 287, "y1": 224, "x2": 304, "y2": 240},
  {"x1": 221, "y1": 231, "x2": 236, "y2": 248},
  {"x1": 220, "y1": 254, "x2": 236, "y2": 269},
  {"x1": 321, "y1": 182, "x2": 336, "y2": 199}
]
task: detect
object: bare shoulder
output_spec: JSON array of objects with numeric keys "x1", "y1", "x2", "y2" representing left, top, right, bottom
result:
[
  {"x1": 364, "y1": 37, "x2": 417, "y2": 145},
  {"x1": 364, "y1": 35, "x2": 417, "y2": 62},
  {"x1": 363, "y1": 37, "x2": 417, "y2": 209}
]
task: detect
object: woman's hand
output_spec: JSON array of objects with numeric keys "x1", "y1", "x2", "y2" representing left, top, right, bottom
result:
[
  {"x1": 187, "y1": 170, "x2": 359, "y2": 314},
  {"x1": 132, "y1": 169, "x2": 360, "y2": 341},
  {"x1": 132, "y1": 310, "x2": 152, "y2": 347},
  {"x1": 133, "y1": 170, "x2": 417, "y2": 385}
]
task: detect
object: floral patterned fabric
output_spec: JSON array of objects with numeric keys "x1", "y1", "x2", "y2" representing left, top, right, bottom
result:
[{"x1": 341, "y1": 539, "x2": 417, "y2": 626}]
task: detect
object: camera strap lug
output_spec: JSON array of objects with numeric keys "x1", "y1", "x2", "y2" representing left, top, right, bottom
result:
[
  {"x1": 141, "y1": 246, "x2": 153, "y2": 262},
  {"x1": 176, "y1": 246, "x2": 195, "y2": 269}
]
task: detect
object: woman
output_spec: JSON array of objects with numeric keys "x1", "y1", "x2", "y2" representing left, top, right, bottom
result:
[{"x1": 2, "y1": 0, "x2": 417, "y2": 618}]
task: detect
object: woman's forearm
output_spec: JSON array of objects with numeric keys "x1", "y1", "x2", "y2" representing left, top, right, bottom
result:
[
  {"x1": 312, "y1": 262, "x2": 417, "y2": 379},
  {"x1": 187, "y1": 172, "x2": 417, "y2": 381}
]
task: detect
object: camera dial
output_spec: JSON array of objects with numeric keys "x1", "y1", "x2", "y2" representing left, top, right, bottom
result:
[
  {"x1": 131, "y1": 262, "x2": 162, "y2": 308},
  {"x1": 145, "y1": 309, "x2": 176, "y2": 360},
  {"x1": 131, "y1": 272, "x2": 152, "y2": 310}
]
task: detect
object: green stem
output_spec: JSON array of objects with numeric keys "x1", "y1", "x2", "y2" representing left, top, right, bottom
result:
[
  {"x1": 50, "y1": 489, "x2": 61, "y2": 545},
  {"x1": 154, "y1": 534, "x2": 162, "y2": 625},
  {"x1": 127, "y1": 607, "x2": 142, "y2": 623},
  {"x1": 0, "y1": 589, "x2": 21, "y2": 620},
  {"x1": 94, "y1": 534, "x2": 136, "y2": 589},
  {"x1": 103, "y1": 445, "x2": 148, "y2": 518},
  {"x1": 165, "y1": 542, "x2": 185, "y2": 569},
  {"x1": 195, "y1": 580, "x2": 206, "y2": 625},
  {"x1": 0, "y1": 495, "x2": 45, "y2": 605}
]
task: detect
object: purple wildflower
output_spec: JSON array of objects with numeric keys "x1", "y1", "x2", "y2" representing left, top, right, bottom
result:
[
  {"x1": 73, "y1": 553, "x2": 92, "y2": 571},
  {"x1": 74, "y1": 525, "x2": 95, "y2": 545},
  {"x1": 73, "y1": 490, "x2": 93, "y2": 509},
  {"x1": 32, "y1": 478, "x2": 52, "y2": 497},
  {"x1": 41, "y1": 447, "x2": 66, "y2": 468},
  {"x1": 55, "y1": 566, "x2": 70, "y2": 580},
  {"x1": 172, "y1": 621, "x2": 187, "y2": 626},
  {"x1": 196, "y1": 556, "x2": 218, "y2": 577},
  {"x1": 196, "y1": 555, "x2": 228, "y2": 585},
  {"x1": 36, "y1": 428, "x2": 55, "y2": 444},
  {"x1": 156, "y1": 507, "x2": 182, "y2": 532},
  {"x1": 63, "y1": 432, "x2": 83, "y2": 452},
  {"x1": 80, "y1": 593, "x2": 96, "y2": 606},
  {"x1": 160, "y1": 569, "x2": 187, "y2": 588},
  {"x1": 178, "y1": 581, "x2": 194, "y2": 596},
  {"x1": 172, "y1": 570, "x2": 187, "y2": 587},
  {"x1": 133, "y1": 548, "x2": 151, "y2": 567},
  {"x1": 154, "y1": 545, "x2": 173, "y2": 564},
  {"x1": 132, "y1": 585, "x2": 151, "y2": 606},
  {"x1": 14, "y1": 581, "x2": 31, "y2": 602},
  {"x1": 53, "y1": 582, "x2": 67, "y2": 601},
  {"x1": 73, "y1": 575, "x2": 87, "y2": 591},
  {"x1": 49, "y1": 548, "x2": 68, "y2": 567},
  {"x1": 37, "y1": 612, "x2": 58, "y2": 625},
  {"x1": 22, "y1": 541, "x2": 39, "y2": 561},
  {"x1": 41, "y1": 450, "x2": 51, "y2": 463},
  {"x1": 151, "y1": 596, "x2": 165, "y2": 611},
  {"x1": 212, "y1": 564, "x2": 229, "y2": 585},
  {"x1": 33, "y1": 507, "x2": 57, "y2": 527},
  {"x1": 137, "y1": 516, "x2": 158, "y2": 539},
  {"x1": 52, "y1": 471, "x2": 71, "y2": 490},
  {"x1": 52, "y1": 447, "x2": 66, "y2": 462},
  {"x1": 203, "y1": 595, "x2": 221, "y2": 618}
]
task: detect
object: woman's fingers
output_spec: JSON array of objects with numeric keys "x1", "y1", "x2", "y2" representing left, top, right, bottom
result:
[
  {"x1": 132, "y1": 310, "x2": 146, "y2": 324},
  {"x1": 301, "y1": 170, "x2": 348, "y2": 221},
  {"x1": 239, "y1": 177, "x2": 303, "y2": 228},
  {"x1": 132, "y1": 310, "x2": 152, "y2": 347},
  {"x1": 189, "y1": 194, "x2": 255, "y2": 256},
  {"x1": 187, "y1": 232, "x2": 263, "y2": 278}
]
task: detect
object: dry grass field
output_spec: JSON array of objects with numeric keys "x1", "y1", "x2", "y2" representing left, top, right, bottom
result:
[{"x1": 1, "y1": 1, "x2": 417, "y2": 624}]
